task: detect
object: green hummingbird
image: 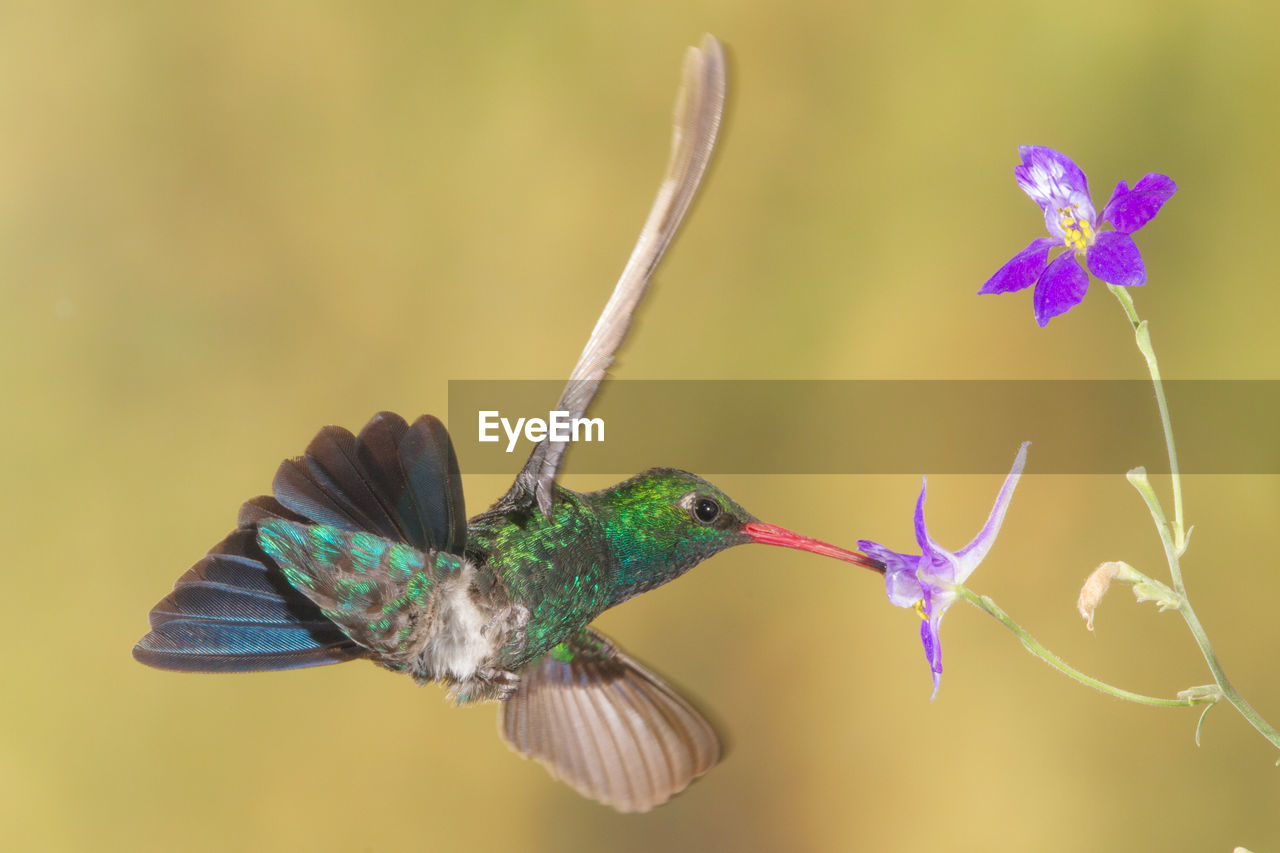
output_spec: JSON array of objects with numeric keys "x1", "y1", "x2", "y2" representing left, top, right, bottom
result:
[{"x1": 134, "y1": 36, "x2": 883, "y2": 812}]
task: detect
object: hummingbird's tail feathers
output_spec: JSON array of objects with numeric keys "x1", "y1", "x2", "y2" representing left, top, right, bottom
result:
[
  {"x1": 273, "y1": 412, "x2": 467, "y2": 554},
  {"x1": 135, "y1": 412, "x2": 466, "y2": 674},
  {"x1": 502, "y1": 35, "x2": 727, "y2": 517},
  {"x1": 499, "y1": 628, "x2": 722, "y2": 813},
  {"x1": 394, "y1": 415, "x2": 468, "y2": 554},
  {"x1": 272, "y1": 423, "x2": 406, "y2": 541},
  {"x1": 133, "y1": 529, "x2": 364, "y2": 672}
]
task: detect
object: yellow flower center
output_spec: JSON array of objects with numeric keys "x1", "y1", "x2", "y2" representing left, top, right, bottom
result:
[
  {"x1": 1057, "y1": 205, "x2": 1095, "y2": 251},
  {"x1": 912, "y1": 600, "x2": 927, "y2": 621}
]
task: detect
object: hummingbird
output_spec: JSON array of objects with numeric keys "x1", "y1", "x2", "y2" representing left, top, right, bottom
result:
[{"x1": 134, "y1": 36, "x2": 883, "y2": 812}]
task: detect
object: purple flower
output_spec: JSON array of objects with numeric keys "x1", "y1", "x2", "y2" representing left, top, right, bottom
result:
[
  {"x1": 858, "y1": 443, "x2": 1028, "y2": 698},
  {"x1": 979, "y1": 146, "x2": 1176, "y2": 327}
]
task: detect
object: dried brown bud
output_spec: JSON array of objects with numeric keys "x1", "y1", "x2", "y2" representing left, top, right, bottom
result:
[{"x1": 1077, "y1": 561, "x2": 1127, "y2": 631}]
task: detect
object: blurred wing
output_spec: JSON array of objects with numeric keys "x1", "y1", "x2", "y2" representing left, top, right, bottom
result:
[
  {"x1": 499, "y1": 628, "x2": 722, "y2": 813},
  {"x1": 135, "y1": 412, "x2": 466, "y2": 672},
  {"x1": 133, "y1": 528, "x2": 364, "y2": 672},
  {"x1": 505, "y1": 34, "x2": 727, "y2": 516}
]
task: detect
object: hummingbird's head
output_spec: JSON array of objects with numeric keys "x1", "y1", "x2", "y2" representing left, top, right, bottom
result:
[{"x1": 588, "y1": 468, "x2": 882, "y2": 605}]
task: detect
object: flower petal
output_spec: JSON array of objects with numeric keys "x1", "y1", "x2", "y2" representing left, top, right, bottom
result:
[
  {"x1": 856, "y1": 541, "x2": 917, "y2": 577},
  {"x1": 1015, "y1": 146, "x2": 1091, "y2": 207},
  {"x1": 858, "y1": 540, "x2": 926, "y2": 607},
  {"x1": 1086, "y1": 231, "x2": 1146, "y2": 287},
  {"x1": 1101, "y1": 173, "x2": 1176, "y2": 234},
  {"x1": 886, "y1": 565, "x2": 925, "y2": 608},
  {"x1": 954, "y1": 443, "x2": 1029, "y2": 579},
  {"x1": 911, "y1": 477, "x2": 947, "y2": 559},
  {"x1": 921, "y1": 589, "x2": 944, "y2": 699},
  {"x1": 978, "y1": 237, "x2": 1057, "y2": 295},
  {"x1": 912, "y1": 479, "x2": 961, "y2": 587},
  {"x1": 1032, "y1": 252, "x2": 1088, "y2": 327},
  {"x1": 1014, "y1": 146, "x2": 1096, "y2": 237}
]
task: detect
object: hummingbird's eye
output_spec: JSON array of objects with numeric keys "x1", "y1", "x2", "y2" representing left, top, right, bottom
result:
[{"x1": 693, "y1": 497, "x2": 721, "y2": 524}]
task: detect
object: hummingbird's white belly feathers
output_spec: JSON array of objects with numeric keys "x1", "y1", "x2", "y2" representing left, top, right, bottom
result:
[
  {"x1": 421, "y1": 562, "x2": 494, "y2": 680},
  {"x1": 417, "y1": 560, "x2": 527, "y2": 702}
]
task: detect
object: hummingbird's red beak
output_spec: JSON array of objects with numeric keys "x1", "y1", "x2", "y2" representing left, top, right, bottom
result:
[{"x1": 742, "y1": 521, "x2": 885, "y2": 574}]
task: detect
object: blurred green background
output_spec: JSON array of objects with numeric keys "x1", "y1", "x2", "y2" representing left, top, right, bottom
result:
[{"x1": 4, "y1": 2, "x2": 1278, "y2": 851}]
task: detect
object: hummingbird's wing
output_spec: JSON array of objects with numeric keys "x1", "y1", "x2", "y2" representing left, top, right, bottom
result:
[
  {"x1": 504, "y1": 35, "x2": 727, "y2": 517},
  {"x1": 499, "y1": 628, "x2": 721, "y2": 813},
  {"x1": 134, "y1": 412, "x2": 467, "y2": 671}
]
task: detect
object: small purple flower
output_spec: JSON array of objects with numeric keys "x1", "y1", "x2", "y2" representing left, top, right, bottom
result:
[
  {"x1": 858, "y1": 443, "x2": 1028, "y2": 698},
  {"x1": 980, "y1": 146, "x2": 1176, "y2": 327}
]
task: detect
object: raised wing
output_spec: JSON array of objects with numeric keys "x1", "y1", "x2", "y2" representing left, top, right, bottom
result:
[{"x1": 503, "y1": 35, "x2": 728, "y2": 516}]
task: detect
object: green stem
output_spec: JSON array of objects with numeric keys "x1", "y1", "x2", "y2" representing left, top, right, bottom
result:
[
  {"x1": 1181, "y1": 607, "x2": 1280, "y2": 750},
  {"x1": 953, "y1": 585, "x2": 1194, "y2": 708},
  {"x1": 1126, "y1": 469, "x2": 1280, "y2": 750},
  {"x1": 1107, "y1": 284, "x2": 1186, "y2": 559},
  {"x1": 1114, "y1": 289, "x2": 1280, "y2": 752}
]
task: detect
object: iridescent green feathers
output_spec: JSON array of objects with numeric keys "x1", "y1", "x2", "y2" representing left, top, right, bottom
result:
[
  {"x1": 256, "y1": 522, "x2": 445, "y2": 663},
  {"x1": 464, "y1": 469, "x2": 757, "y2": 665},
  {"x1": 586, "y1": 469, "x2": 755, "y2": 601},
  {"x1": 466, "y1": 491, "x2": 613, "y2": 665}
]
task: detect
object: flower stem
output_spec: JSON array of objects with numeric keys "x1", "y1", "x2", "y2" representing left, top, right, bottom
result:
[
  {"x1": 1107, "y1": 284, "x2": 1186, "y2": 558},
  {"x1": 953, "y1": 585, "x2": 1195, "y2": 708},
  {"x1": 1111, "y1": 286, "x2": 1280, "y2": 753},
  {"x1": 1126, "y1": 469, "x2": 1280, "y2": 750},
  {"x1": 1180, "y1": 604, "x2": 1280, "y2": 749}
]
